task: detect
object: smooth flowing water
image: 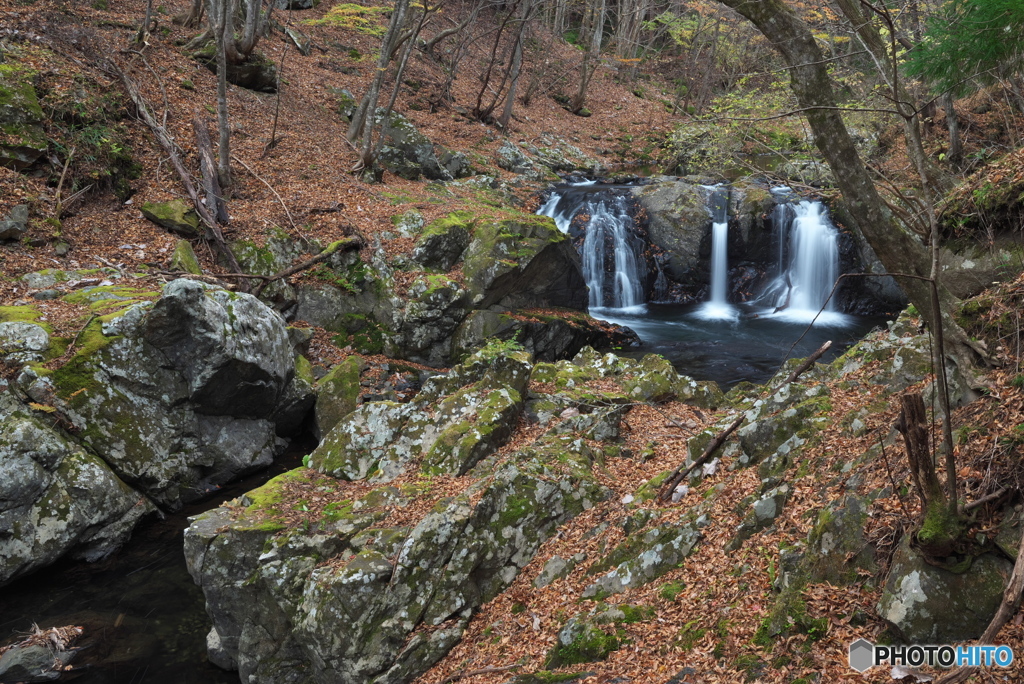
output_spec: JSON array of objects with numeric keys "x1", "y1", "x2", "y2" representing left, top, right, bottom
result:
[
  {"x1": 538, "y1": 181, "x2": 646, "y2": 309},
  {"x1": 539, "y1": 181, "x2": 887, "y2": 387},
  {"x1": 695, "y1": 186, "x2": 737, "y2": 322}
]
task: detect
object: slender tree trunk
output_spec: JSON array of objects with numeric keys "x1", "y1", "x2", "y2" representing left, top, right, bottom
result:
[
  {"x1": 213, "y1": 0, "x2": 231, "y2": 187},
  {"x1": 715, "y1": 0, "x2": 976, "y2": 367},
  {"x1": 942, "y1": 92, "x2": 963, "y2": 166}
]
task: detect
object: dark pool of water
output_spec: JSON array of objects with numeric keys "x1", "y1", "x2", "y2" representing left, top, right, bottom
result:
[
  {"x1": 594, "y1": 302, "x2": 889, "y2": 388},
  {"x1": 0, "y1": 446, "x2": 309, "y2": 684}
]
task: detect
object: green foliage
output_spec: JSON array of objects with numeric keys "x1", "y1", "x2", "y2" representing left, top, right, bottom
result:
[
  {"x1": 906, "y1": 0, "x2": 1024, "y2": 96},
  {"x1": 306, "y1": 4, "x2": 389, "y2": 35}
]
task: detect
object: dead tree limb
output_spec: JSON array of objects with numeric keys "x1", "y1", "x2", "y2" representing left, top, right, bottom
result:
[
  {"x1": 231, "y1": 154, "x2": 297, "y2": 233},
  {"x1": 657, "y1": 413, "x2": 745, "y2": 503},
  {"x1": 252, "y1": 236, "x2": 362, "y2": 297},
  {"x1": 194, "y1": 114, "x2": 229, "y2": 224},
  {"x1": 784, "y1": 340, "x2": 832, "y2": 384},
  {"x1": 657, "y1": 339, "x2": 833, "y2": 503},
  {"x1": 107, "y1": 60, "x2": 245, "y2": 286}
]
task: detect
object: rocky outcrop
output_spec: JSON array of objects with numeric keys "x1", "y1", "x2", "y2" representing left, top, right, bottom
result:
[
  {"x1": 877, "y1": 538, "x2": 1012, "y2": 643},
  {"x1": 0, "y1": 204, "x2": 30, "y2": 241},
  {"x1": 0, "y1": 277, "x2": 315, "y2": 585},
  {"x1": 269, "y1": 209, "x2": 602, "y2": 367},
  {"x1": 376, "y1": 110, "x2": 471, "y2": 181},
  {"x1": 185, "y1": 347, "x2": 614, "y2": 684},
  {"x1": 0, "y1": 389, "x2": 155, "y2": 586}
]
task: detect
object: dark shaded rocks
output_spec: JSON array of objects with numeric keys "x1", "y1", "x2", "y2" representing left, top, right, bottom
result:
[
  {"x1": 0, "y1": 204, "x2": 30, "y2": 241},
  {"x1": 0, "y1": 395, "x2": 155, "y2": 586}
]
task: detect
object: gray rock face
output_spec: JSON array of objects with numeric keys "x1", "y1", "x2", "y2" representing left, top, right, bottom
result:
[
  {"x1": 185, "y1": 350, "x2": 609, "y2": 683},
  {"x1": 877, "y1": 538, "x2": 1012, "y2": 643},
  {"x1": 0, "y1": 204, "x2": 30, "y2": 240},
  {"x1": 311, "y1": 349, "x2": 532, "y2": 481},
  {"x1": 0, "y1": 401, "x2": 155, "y2": 586},
  {"x1": 0, "y1": 321, "x2": 49, "y2": 364},
  {"x1": 376, "y1": 110, "x2": 471, "y2": 181},
  {"x1": 412, "y1": 221, "x2": 471, "y2": 272},
  {"x1": 144, "y1": 279, "x2": 294, "y2": 418},
  {"x1": 41, "y1": 280, "x2": 298, "y2": 509}
]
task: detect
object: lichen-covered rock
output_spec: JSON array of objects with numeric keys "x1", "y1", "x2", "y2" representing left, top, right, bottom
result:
[
  {"x1": 877, "y1": 537, "x2": 1012, "y2": 643},
  {"x1": 387, "y1": 273, "x2": 471, "y2": 366},
  {"x1": 0, "y1": 321, "x2": 49, "y2": 365},
  {"x1": 462, "y1": 215, "x2": 588, "y2": 310},
  {"x1": 726, "y1": 484, "x2": 791, "y2": 551},
  {"x1": 734, "y1": 386, "x2": 831, "y2": 468},
  {"x1": 633, "y1": 179, "x2": 709, "y2": 285},
  {"x1": 412, "y1": 212, "x2": 472, "y2": 271},
  {"x1": 545, "y1": 616, "x2": 619, "y2": 668},
  {"x1": 496, "y1": 140, "x2": 551, "y2": 179},
  {"x1": 0, "y1": 400, "x2": 155, "y2": 586},
  {"x1": 310, "y1": 348, "x2": 532, "y2": 481},
  {"x1": 583, "y1": 522, "x2": 701, "y2": 598},
  {"x1": 30, "y1": 280, "x2": 295, "y2": 509},
  {"x1": 169, "y1": 239, "x2": 202, "y2": 274},
  {"x1": 140, "y1": 199, "x2": 202, "y2": 237},
  {"x1": 800, "y1": 493, "x2": 877, "y2": 586},
  {"x1": 375, "y1": 110, "x2": 471, "y2": 181},
  {"x1": 314, "y1": 355, "x2": 365, "y2": 438},
  {"x1": 186, "y1": 414, "x2": 608, "y2": 683}
]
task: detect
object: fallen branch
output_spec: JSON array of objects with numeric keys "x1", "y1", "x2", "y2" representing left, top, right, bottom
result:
[
  {"x1": 105, "y1": 59, "x2": 245, "y2": 287},
  {"x1": 784, "y1": 339, "x2": 832, "y2": 384},
  {"x1": 934, "y1": 528, "x2": 1024, "y2": 684},
  {"x1": 231, "y1": 154, "x2": 297, "y2": 232},
  {"x1": 252, "y1": 236, "x2": 362, "y2": 297},
  {"x1": 657, "y1": 339, "x2": 833, "y2": 503},
  {"x1": 965, "y1": 486, "x2": 1011, "y2": 512}
]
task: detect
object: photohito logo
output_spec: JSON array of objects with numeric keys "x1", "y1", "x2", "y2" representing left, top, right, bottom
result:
[{"x1": 848, "y1": 639, "x2": 1015, "y2": 672}]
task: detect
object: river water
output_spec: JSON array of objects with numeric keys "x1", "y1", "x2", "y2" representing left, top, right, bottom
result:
[{"x1": 0, "y1": 446, "x2": 308, "y2": 684}]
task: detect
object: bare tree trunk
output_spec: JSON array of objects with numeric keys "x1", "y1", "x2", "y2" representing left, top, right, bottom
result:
[
  {"x1": 942, "y1": 92, "x2": 963, "y2": 166},
  {"x1": 194, "y1": 114, "x2": 229, "y2": 223},
  {"x1": 212, "y1": 0, "x2": 231, "y2": 188},
  {"x1": 348, "y1": 0, "x2": 410, "y2": 147},
  {"x1": 715, "y1": 0, "x2": 979, "y2": 370},
  {"x1": 571, "y1": 0, "x2": 605, "y2": 113}
]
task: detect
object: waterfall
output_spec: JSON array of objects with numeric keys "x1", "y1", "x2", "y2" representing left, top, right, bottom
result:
[
  {"x1": 695, "y1": 187, "x2": 737, "y2": 321},
  {"x1": 537, "y1": 183, "x2": 645, "y2": 310},
  {"x1": 758, "y1": 197, "x2": 847, "y2": 324}
]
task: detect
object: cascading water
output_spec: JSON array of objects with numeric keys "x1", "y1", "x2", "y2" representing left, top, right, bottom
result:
[
  {"x1": 695, "y1": 187, "x2": 737, "y2": 321},
  {"x1": 538, "y1": 182, "x2": 646, "y2": 310},
  {"x1": 757, "y1": 195, "x2": 847, "y2": 325},
  {"x1": 535, "y1": 180, "x2": 881, "y2": 388}
]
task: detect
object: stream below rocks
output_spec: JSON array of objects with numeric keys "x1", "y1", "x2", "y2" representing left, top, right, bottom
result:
[{"x1": 0, "y1": 445, "x2": 309, "y2": 684}]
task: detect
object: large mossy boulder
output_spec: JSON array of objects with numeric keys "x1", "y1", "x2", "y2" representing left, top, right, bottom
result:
[
  {"x1": 877, "y1": 537, "x2": 1012, "y2": 643},
  {"x1": 14, "y1": 280, "x2": 308, "y2": 510},
  {"x1": 140, "y1": 199, "x2": 202, "y2": 237},
  {"x1": 0, "y1": 395, "x2": 156, "y2": 586},
  {"x1": 310, "y1": 348, "x2": 532, "y2": 481},
  {"x1": 184, "y1": 361, "x2": 610, "y2": 683},
  {"x1": 0, "y1": 66, "x2": 47, "y2": 170},
  {"x1": 463, "y1": 215, "x2": 588, "y2": 310}
]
